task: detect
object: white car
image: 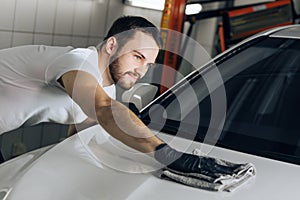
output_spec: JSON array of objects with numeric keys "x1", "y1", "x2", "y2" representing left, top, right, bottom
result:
[{"x1": 1, "y1": 25, "x2": 300, "y2": 200}]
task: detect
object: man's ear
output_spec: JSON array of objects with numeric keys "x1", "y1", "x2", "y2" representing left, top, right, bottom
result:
[{"x1": 105, "y1": 37, "x2": 117, "y2": 55}]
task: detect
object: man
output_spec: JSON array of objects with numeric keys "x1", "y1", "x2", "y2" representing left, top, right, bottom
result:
[
  {"x1": 0, "y1": 15, "x2": 163, "y2": 153},
  {"x1": 0, "y1": 16, "x2": 220, "y2": 173},
  {"x1": 61, "y1": 16, "x2": 164, "y2": 154}
]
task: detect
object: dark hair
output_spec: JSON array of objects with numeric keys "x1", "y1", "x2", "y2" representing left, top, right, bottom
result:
[{"x1": 100, "y1": 16, "x2": 162, "y2": 49}]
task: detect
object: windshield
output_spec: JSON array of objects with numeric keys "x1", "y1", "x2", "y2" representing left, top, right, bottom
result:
[{"x1": 142, "y1": 37, "x2": 300, "y2": 165}]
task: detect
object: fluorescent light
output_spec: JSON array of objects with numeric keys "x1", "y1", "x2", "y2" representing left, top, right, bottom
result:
[
  {"x1": 185, "y1": 3, "x2": 202, "y2": 15},
  {"x1": 124, "y1": 0, "x2": 165, "y2": 11},
  {"x1": 124, "y1": 1, "x2": 202, "y2": 15}
]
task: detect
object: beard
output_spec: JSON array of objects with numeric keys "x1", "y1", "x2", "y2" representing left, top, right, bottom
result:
[{"x1": 109, "y1": 57, "x2": 140, "y2": 90}]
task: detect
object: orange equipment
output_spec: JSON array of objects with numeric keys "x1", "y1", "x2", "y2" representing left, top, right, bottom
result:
[{"x1": 159, "y1": 0, "x2": 186, "y2": 93}]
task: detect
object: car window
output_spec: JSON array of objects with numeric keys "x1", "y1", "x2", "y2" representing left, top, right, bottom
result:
[{"x1": 143, "y1": 37, "x2": 300, "y2": 165}]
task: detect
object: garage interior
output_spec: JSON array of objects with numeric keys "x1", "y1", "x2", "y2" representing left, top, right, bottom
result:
[{"x1": 0, "y1": 0, "x2": 299, "y2": 163}]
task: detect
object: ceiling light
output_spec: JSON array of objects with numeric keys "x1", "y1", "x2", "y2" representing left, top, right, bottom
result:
[
  {"x1": 123, "y1": 1, "x2": 202, "y2": 15},
  {"x1": 185, "y1": 3, "x2": 202, "y2": 15},
  {"x1": 123, "y1": 0, "x2": 165, "y2": 11}
]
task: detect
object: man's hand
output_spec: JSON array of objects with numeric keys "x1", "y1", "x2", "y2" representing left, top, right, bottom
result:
[{"x1": 154, "y1": 143, "x2": 236, "y2": 175}]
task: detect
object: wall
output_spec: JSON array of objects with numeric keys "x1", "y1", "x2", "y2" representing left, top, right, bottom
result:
[
  {"x1": 0, "y1": 0, "x2": 109, "y2": 49},
  {"x1": 0, "y1": 0, "x2": 163, "y2": 50}
]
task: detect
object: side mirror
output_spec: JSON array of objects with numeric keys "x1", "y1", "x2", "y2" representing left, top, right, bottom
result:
[{"x1": 121, "y1": 83, "x2": 158, "y2": 111}]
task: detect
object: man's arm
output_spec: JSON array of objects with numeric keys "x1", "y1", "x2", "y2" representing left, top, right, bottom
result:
[
  {"x1": 60, "y1": 70, "x2": 224, "y2": 174},
  {"x1": 67, "y1": 117, "x2": 98, "y2": 136},
  {"x1": 61, "y1": 70, "x2": 164, "y2": 155}
]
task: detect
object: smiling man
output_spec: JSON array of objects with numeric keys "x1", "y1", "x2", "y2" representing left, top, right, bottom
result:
[
  {"x1": 60, "y1": 16, "x2": 165, "y2": 154},
  {"x1": 107, "y1": 32, "x2": 159, "y2": 90}
]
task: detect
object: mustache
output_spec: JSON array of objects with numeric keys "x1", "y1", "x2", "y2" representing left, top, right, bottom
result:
[{"x1": 124, "y1": 71, "x2": 141, "y2": 80}]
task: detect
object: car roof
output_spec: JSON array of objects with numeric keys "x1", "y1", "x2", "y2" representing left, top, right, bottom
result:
[
  {"x1": 269, "y1": 24, "x2": 300, "y2": 39},
  {"x1": 247, "y1": 24, "x2": 300, "y2": 41}
]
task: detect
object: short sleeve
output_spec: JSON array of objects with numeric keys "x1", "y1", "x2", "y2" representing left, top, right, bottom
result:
[{"x1": 45, "y1": 46, "x2": 101, "y2": 88}]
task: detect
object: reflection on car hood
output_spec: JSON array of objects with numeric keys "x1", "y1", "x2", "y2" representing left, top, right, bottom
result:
[{"x1": 0, "y1": 125, "x2": 300, "y2": 200}]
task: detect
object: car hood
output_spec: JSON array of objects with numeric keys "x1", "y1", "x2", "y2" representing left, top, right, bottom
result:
[{"x1": 0, "y1": 125, "x2": 300, "y2": 200}]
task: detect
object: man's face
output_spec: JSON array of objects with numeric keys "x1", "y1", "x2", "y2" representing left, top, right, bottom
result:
[{"x1": 109, "y1": 31, "x2": 159, "y2": 90}]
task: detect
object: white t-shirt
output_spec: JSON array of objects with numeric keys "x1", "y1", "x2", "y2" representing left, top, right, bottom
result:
[{"x1": 0, "y1": 45, "x2": 115, "y2": 134}]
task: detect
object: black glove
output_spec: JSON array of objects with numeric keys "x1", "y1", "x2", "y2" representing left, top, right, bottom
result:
[{"x1": 154, "y1": 143, "x2": 236, "y2": 176}]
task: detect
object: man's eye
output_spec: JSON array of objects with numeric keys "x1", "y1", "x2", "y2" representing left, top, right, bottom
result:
[{"x1": 134, "y1": 55, "x2": 142, "y2": 60}]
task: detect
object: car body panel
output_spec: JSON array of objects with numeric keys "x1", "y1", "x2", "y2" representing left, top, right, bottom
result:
[{"x1": 1, "y1": 125, "x2": 299, "y2": 200}]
